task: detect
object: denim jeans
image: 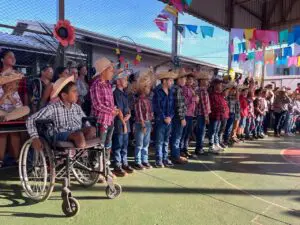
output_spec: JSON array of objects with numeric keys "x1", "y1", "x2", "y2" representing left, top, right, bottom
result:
[
  {"x1": 224, "y1": 113, "x2": 235, "y2": 142},
  {"x1": 112, "y1": 133, "x2": 129, "y2": 167},
  {"x1": 134, "y1": 121, "x2": 151, "y2": 164},
  {"x1": 170, "y1": 117, "x2": 184, "y2": 159},
  {"x1": 245, "y1": 117, "x2": 255, "y2": 137},
  {"x1": 284, "y1": 113, "x2": 294, "y2": 133},
  {"x1": 263, "y1": 111, "x2": 272, "y2": 134},
  {"x1": 208, "y1": 119, "x2": 221, "y2": 146},
  {"x1": 180, "y1": 116, "x2": 193, "y2": 152},
  {"x1": 195, "y1": 116, "x2": 206, "y2": 152},
  {"x1": 254, "y1": 115, "x2": 263, "y2": 136},
  {"x1": 218, "y1": 119, "x2": 227, "y2": 143},
  {"x1": 274, "y1": 111, "x2": 287, "y2": 135},
  {"x1": 155, "y1": 120, "x2": 172, "y2": 164},
  {"x1": 99, "y1": 124, "x2": 114, "y2": 161}
]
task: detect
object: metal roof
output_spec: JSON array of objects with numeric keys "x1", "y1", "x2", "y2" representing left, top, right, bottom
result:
[{"x1": 166, "y1": 0, "x2": 300, "y2": 30}]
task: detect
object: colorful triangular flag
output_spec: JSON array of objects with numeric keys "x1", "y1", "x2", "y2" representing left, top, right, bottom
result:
[
  {"x1": 200, "y1": 26, "x2": 214, "y2": 38},
  {"x1": 185, "y1": 25, "x2": 198, "y2": 34},
  {"x1": 154, "y1": 18, "x2": 168, "y2": 33},
  {"x1": 177, "y1": 24, "x2": 186, "y2": 38}
]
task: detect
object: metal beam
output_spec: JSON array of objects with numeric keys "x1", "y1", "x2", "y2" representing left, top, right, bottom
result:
[
  {"x1": 285, "y1": 0, "x2": 300, "y2": 21},
  {"x1": 269, "y1": 17, "x2": 300, "y2": 28},
  {"x1": 238, "y1": 4, "x2": 262, "y2": 21}
]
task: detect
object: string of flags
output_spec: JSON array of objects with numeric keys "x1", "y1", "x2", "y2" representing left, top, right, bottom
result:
[
  {"x1": 231, "y1": 26, "x2": 300, "y2": 68},
  {"x1": 153, "y1": 0, "x2": 214, "y2": 38}
]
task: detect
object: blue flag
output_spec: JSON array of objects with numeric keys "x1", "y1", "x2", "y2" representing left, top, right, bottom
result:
[
  {"x1": 185, "y1": 25, "x2": 198, "y2": 34},
  {"x1": 200, "y1": 26, "x2": 214, "y2": 38}
]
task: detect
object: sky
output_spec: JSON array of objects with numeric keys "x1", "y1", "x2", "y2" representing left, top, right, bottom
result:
[{"x1": 0, "y1": 0, "x2": 229, "y2": 67}]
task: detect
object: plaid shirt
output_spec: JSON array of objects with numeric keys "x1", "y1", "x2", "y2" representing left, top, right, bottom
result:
[
  {"x1": 209, "y1": 91, "x2": 227, "y2": 121},
  {"x1": 227, "y1": 94, "x2": 237, "y2": 113},
  {"x1": 134, "y1": 95, "x2": 153, "y2": 123},
  {"x1": 173, "y1": 85, "x2": 187, "y2": 120},
  {"x1": 196, "y1": 87, "x2": 211, "y2": 117},
  {"x1": 90, "y1": 79, "x2": 115, "y2": 126},
  {"x1": 26, "y1": 100, "x2": 86, "y2": 138},
  {"x1": 0, "y1": 87, "x2": 23, "y2": 112},
  {"x1": 182, "y1": 86, "x2": 197, "y2": 117}
]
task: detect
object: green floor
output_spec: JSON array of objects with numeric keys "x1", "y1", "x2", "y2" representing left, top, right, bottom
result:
[{"x1": 1, "y1": 136, "x2": 300, "y2": 225}]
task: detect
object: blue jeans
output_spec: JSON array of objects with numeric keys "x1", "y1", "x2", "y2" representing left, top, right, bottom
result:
[
  {"x1": 134, "y1": 121, "x2": 151, "y2": 164},
  {"x1": 245, "y1": 117, "x2": 255, "y2": 137},
  {"x1": 284, "y1": 113, "x2": 293, "y2": 133},
  {"x1": 208, "y1": 119, "x2": 221, "y2": 146},
  {"x1": 274, "y1": 111, "x2": 287, "y2": 135},
  {"x1": 112, "y1": 133, "x2": 129, "y2": 167},
  {"x1": 155, "y1": 120, "x2": 172, "y2": 164},
  {"x1": 180, "y1": 116, "x2": 193, "y2": 152},
  {"x1": 224, "y1": 113, "x2": 235, "y2": 142},
  {"x1": 170, "y1": 118, "x2": 184, "y2": 159},
  {"x1": 195, "y1": 116, "x2": 206, "y2": 152}
]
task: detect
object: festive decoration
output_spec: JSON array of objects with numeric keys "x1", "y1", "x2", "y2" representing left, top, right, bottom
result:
[
  {"x1": 283, "y1": 47, "x2": 292, "y2": 57},
  {"x1": 244, "y1": 29, "x2": 255, "y2": 40},
  {"x1": 115, "y1": 36, "x2": 142, "y2": 68},
  {"x1": 279, "y1": 29, "x2": 289, "y2": 44},
  {"x1": 230, "y1": 28, "x2": 244, "y2": 41},
  {"x1": 170, "y1": 0, "x2": 185, "y2": 13},
  {"x1": 255, "y1": 51, "x2": 263, "y2": 61},
  {"x1": 247, "y1": 52, "x2": 255, "y2": 60},
  {"x1": 298, "y1": 56, "x2": 300, "y2": 67},
  {"x1": 200, "y1": 26, "x2": 214, "y2": 38},
  {"x1": 177, "y1": 24, "x2": 186, "y2": 37},
  {"x1": 186, "y1": 25, "x2": 198, "y2": 34},
  {"x1": 288, "y1": 56, "x2": 298, "y2": 67},
  {"x1": 154, "y1": 18, "x2": 168, "y2": 33},
  {"x1": 264, "y1": 50, "x2": 274, "y2": 64},
  {"x1": 164, "y1": 4, "x2": 178, "y2": 16},
  {"x1": 53, "y1": 20, "x2": 75, "y2": 47}
]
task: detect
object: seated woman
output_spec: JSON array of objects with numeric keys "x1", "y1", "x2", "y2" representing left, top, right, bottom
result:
[
  {"x1": 0, "y1": 71, "x2": 30, "y2": 167},
  {"x1": 26, "y1": 76, "x2": 96, "y2": 151}
]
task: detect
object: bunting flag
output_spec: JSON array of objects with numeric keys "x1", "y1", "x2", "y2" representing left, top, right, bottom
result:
[
  {"x1": 184, "y1": 0, "x2": 193, "y2": 6},
  {"x1": 164, "y1": 4, "x2": 178, "y2": 16},
  {"x1": 293, "y1": 25, "x2": 300, "y2": 44},
  {"x1": 283, "y1": 47, "x2": 292, "y2": 57},
  {"x1": 230, "y1": 43, "x2": 234, "y2": 54},
  {"x1": 279, "y1": 29, "x2": 289, "y2": 44},
  {"x1": 186, "y1": 25, "x2": 198, "y2": 34},
  {"x1": 276, "y1": 57, "x2": 288, "y2": 66},
  {"x1": 154, "y1": 18, "x2": 168, "y2": 33},
  {"x1": 247, "y1": 52, "x2": 255, "y2": 60},
  {"x1": 288, "y1": 56, "x2": 298, "y2": 67},
  {"x1": 264, "y1": 50, "x2": 274, "y2": 64},
  {"x1": 160, "y1": 9, "x2": 176, "y2": 23},
  {"x1": 230, "y1": 28, "x2": 244, "y2": 40},
  {"x1": 274, "y1": 48, "x2": 282, "y2": 58},
  {"x1": 288, "y1": 32, "x2": 295, "y2": 45},
  {"x1": 254, "y1": 30, "x2": 278, "y2": 45},
  {"x1": 294, "y1": 44, "x2": 300, "y2": 56},
  {"x1": 239, "y1": 53, "x2": 247, "y2": 62},
  {"x1": 233, "y1": 54, "x2": 239, "y2": 62},
  {"x1": 244, "y1": 28, "x2": 255, "y2": 40},
  {"x1": 298, "y1": 56, "x2": 300, "y2": 67},
  {"x1": 255, "y1": 51, "x2": 263, "y2": 61},
  {"x1": 177, "y1": 24, "x2": 186, "y2": 37},
  {"x1": 170, "y1": 0, "x2": 184, "y2": 13},
  {"x1": 200, "y1": 26, "x2": 214, "y2": 38},
  {"x1": 238, "y1": 42, "x2": 246, "y2": 53}
]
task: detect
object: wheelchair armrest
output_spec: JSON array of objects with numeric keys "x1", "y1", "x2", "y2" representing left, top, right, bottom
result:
[{"x1": 35, "y1": 119, "x2": 55, "y2": 127}]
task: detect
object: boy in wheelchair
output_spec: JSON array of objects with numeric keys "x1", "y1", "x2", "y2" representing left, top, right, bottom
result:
[{"x1": 26, "y1": 75, "x2": 96, "y2": 151}]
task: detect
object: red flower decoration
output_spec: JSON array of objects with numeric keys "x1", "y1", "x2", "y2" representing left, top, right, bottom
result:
[{"x1": 53, "y1": 20, "x2": 75, "y2": 47}]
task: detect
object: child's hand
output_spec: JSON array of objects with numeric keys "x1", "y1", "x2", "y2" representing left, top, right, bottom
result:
[
  {"x1": 32, "y1": 138, "x2": 43, "y2": 151},
  {"x1": 181, "y1": 119, "x2": 186, "y2": 127},
  {"x1": 142, "y1": 126, "x2": 147, "y2": 134},
  {"x1": 124, "y1": 114, "x2": 131, "y2": 121},
  {"x1": 123, "y1": 125, "x2": 128, "y2": 134},
  {"x1": 164, "y1": 117, "x2": 171, "y2": 125}
]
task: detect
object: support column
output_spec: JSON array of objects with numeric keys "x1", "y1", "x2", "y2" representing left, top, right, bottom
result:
[
  {"x1": 227, "y1": 0, "x2": 234, "y2": 74},
  {"x1": 171, "y1": 16, "x2": 179, "y2": 69},
  {"x1": 57, "y1": 0, "x2": 65, "y2": 67}
]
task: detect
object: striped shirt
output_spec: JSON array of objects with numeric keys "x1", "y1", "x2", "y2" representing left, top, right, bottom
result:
[
  {"x1": 196, "y1": 87, "x2": 211, "y2": 117},
  {"x1": 182, "y1": 86, "x2": 197, "y2": 117},
  {"x1": 26, "y1": 100, "x2": 86, "y2": 138}
]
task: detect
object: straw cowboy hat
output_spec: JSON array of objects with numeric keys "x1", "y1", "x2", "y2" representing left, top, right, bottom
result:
[
  {"x1": 0, "y1": 106, "x2": 30, "y2": 122},
  {"x1": 157, "y1": 71, "x2": 178, "y2": 80},
  {"x1": 238, "y1": 84, "x2": 249, "y2": 91},
  {"x1": 93, "y1": 57, "x2": 116, "y2": 78},
  {"x1": 51, "y1": 75, "x2": 75, "y2": 99},
  {"x1": 136, "y1": 71, "x2": 155, "y2": 92},
  {"x1": 176, "y1": 68, "x2": 192, "y2": 79},
  {"x1": 195, "y1": 71, "x2": 210, "y2": 80},
  {"x1": 0, "y1": 70, "x2": 23, "y2": 86},
  {"x1": 113, "y1": 69, "x2": 131, "y2": 81},
  {"x1": 223, "y1": 82, "x2": 236, "y2": 91}
]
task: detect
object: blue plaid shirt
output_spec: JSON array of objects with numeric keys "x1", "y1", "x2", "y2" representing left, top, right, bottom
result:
[{"x1": 152, "y1": 85, "x2": 174, "y2": 122}]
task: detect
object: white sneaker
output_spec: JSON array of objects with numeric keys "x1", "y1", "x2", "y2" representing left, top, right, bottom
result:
[
  {"x1": 215, "y1": 144, "x2": 225, "y2": 152},
  {"x1": 209, "y1": 145, "x2": 220, "y2": 154}
]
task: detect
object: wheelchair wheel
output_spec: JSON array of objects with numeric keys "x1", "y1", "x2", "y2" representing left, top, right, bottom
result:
[
  {"x1": 19, "y1": 138, "x2": 55, "y2": 201},
  {"x1": 105, "y1": 183, "x2": 122, "y2": 199},
  {"x1": 72, "y1": 152, "x2": 100, "y2": 188},
  {"x1": 62, "y1": 197, "x2": 80, "y2": 217}
]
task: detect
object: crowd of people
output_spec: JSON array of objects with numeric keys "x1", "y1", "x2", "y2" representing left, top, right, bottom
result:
[{"x1": 0, "y1": 50, "x2": 300, "y2": 179}]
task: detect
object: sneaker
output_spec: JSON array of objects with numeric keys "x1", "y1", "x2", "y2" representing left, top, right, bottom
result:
[
  {"x1": 122, "y1": 165, "x2": 135, "y2": 174},
  {"x1": 208, "y1": 145, "x2": 220, "y2": 154},
  {"x1": 133, "y1": 163, "x2": 145, "y2": 170},
  {"x1": 194, "y1": 149, "x2": 206, "y2": 158},
  {"x1": 172, "y1": 156, "x2": 188, "y2": 164},
  {"x1": 142, "y1": 162, "x2": 153, "y2": 169},
  {"x1": 163, "y1": 160, "x2": 174, "y2": 167},
  {"x1": 215, "y1": 144, "x2": 225, "y2": 152},
  {"x1": 154, "y1": 162, "x2": 165, "y2": 168},
  {"x1": 258, "y1": 134, "x2": 264, "y2": 139},
  {"x1": 219, "y1": 142, "x2": 227, "y2": 149},
  {"x1": 275, "y1": 133, "x2": 281, "y2": 138},
  {"x1": 232, "y1": 137, "x2": 240, "y2": 143},
  {"x1": 113, "y1": 167, "x2": 128, "y2": 177},
  {"x1": 181, "y1": 151, "x2": 192, "y2": 158}
]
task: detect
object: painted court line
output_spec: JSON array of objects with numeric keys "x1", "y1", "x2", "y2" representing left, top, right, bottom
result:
[{"x1": 199, "y1": 161, "x2": 295, "y2": 212}]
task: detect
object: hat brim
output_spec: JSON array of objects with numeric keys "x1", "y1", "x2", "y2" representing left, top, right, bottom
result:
[
  {"x1": 50, "y1": 76, "x2": 75, "y2": 99},
  {"x1": 0, "y1": 72, "x2": 23, "y2": 85}
]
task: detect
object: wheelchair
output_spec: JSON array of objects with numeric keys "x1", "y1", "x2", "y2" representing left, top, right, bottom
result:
[{"x1": 18, "y1": 117, "x2": 122, "y2": 217}]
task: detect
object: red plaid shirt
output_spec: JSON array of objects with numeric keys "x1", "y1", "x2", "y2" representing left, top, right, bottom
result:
[
  {"x1": 182, "y1": 86, "x2": 197, "y2": 117},
  {"x1": 197, "y1": 87, "x2": 211, "y2": 117},
  {"x1": 134, "y1": 95, "x2": 153, "y2": 123},
  {"x1": 90, "y1": 79, "x2": 114, "y2": 125},
  {"x1": 209, "y1": 91, "x2": 227, "y2": 121}
]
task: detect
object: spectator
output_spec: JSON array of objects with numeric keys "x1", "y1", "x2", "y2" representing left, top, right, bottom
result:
[{"x1": 77, "y1": 65, "x2": 90, "y2": 113}]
